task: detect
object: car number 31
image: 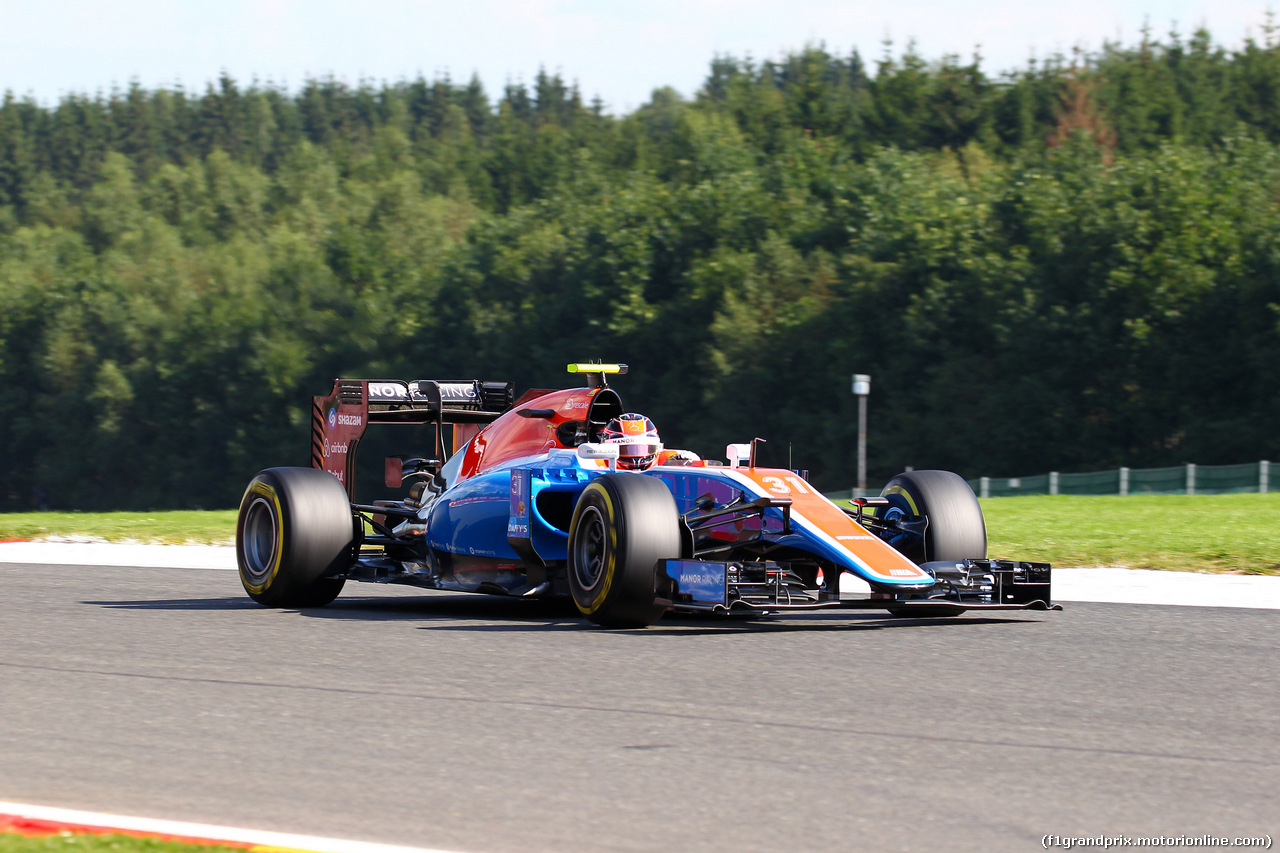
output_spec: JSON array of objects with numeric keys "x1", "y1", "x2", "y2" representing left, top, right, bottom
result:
[{"x1": 760, "y1": 475, "x2": 811, "y2": 495}]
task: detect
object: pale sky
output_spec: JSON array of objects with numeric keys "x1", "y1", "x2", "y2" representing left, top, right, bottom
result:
[{"x1": 1, "y1": 0, "x2": 1274, "y2": 113}]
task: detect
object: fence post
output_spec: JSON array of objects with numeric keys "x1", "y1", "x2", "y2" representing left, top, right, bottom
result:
[
  {"x1": 1186, "y1": 463, "x2": 1196, "y2": 496},
  {"x1": 979, "y1": 476, "x2": 990, "y2": 499},
  {"x1": 1262, "y1": 461, "x2": 1270, "y2": 494},
  {"x1": 1119, "y1": 467, "x2": 1129, "y2": 497},
  {"x1": 1049, "y1": 471, "x2": 1059, "y2": 496}
]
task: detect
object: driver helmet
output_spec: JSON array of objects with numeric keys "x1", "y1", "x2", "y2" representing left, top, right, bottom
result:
[{"x1": 599, "y1": 413, "x2": 663, "y2": 471}]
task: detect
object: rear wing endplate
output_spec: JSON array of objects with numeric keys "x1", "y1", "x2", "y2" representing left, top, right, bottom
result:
[{"x1": 311, "y1": 378, "x2": 513, "y2": 498}]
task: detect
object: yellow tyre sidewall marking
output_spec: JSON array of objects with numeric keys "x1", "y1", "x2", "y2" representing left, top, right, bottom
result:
[
  {"x1": 580, "y1": 482, "x2": 619, "y2": 615},
  {"x1": 881, "y1": 484, "x2": 919, "y2": 516},
  {"x1": 242, "y1": 480, "x2": 285, "y2": 595}
]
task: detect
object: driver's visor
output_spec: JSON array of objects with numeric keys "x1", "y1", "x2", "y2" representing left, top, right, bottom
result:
[{"x1": 614, "y1": 442, "x2": 662, "y2": 458}]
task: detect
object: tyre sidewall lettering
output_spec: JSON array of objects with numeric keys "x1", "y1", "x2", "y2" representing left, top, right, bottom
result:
[
  {"x1": 582, "y1": 482, "x2": 619, "y2": 614},
  {"x1": 242, "y1": 479, "x2": 285, "y2": 595},
  {"x1": 882, "y1": 483, "x2": 919, "y2": 516}
]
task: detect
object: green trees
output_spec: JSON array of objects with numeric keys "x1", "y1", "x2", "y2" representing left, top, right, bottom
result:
[{"x1": 3, "y1": 27, "x2": 1280, "y2": 509}]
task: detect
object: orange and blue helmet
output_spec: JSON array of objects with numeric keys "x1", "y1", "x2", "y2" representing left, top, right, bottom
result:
[{"x1": 599, "y1": 413, "x2": 663, "y2": 470}]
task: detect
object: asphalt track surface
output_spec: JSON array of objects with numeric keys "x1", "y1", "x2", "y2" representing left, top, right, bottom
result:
[{"x1": 3, "y1": 562, "x2": 1278, "y2": 853}]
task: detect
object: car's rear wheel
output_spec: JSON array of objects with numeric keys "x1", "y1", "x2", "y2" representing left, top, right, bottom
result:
[
  {"x1": 567, "y1": 473, "x2": 680, "y2": 628},
  {"x1": 878, "y1": 470, "x2": 986, "y2": 618},
  {"x1": 236, "y1": 467, "x2": 353, "y2": 607}
]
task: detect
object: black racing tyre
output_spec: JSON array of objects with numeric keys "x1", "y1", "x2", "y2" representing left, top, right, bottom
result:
[
  {"x1": 879, "y1": 470, "x2": 985, "y2": 618},
  {"x1": 880, "y1": 470, "x2": 986, "y2": 563},
  {"x1": 236, "y1": 467, "x2": 353, "y2": 607},
  {"x1": 567, "y1": 473, "x2": 681, "y2": 628}
]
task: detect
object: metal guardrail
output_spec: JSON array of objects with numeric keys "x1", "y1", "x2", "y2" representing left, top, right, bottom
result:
[
  {"x1": 968, "y1": 460, "x2": 1271, "y2": 498},
  {"x1": 827, "y1": 460, "x2": 1272, "y2": 500}
]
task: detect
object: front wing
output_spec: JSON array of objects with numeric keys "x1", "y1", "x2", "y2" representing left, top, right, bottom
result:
[{"x1": 657, "y1": 558, "x2": 1062, "y2": 615}]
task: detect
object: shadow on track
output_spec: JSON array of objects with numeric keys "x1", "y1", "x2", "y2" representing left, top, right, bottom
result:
[
  {"x1": 315, "y1": 595, "x2": 1043, "y2": 634},
  {"x1": 317, "y1": 593, "x2": 588, "y2": 629},
  {"x1": 86, "y1": 597, "x2": 260, "y2": 610},
  {"x1": 85, "y1": 592, "x2": 1046, "y2": 633},
  {"x1": 84, "y1": 591, "x2": 586, "y2": 627},
  {"x1": 600, "y1": 614, "x2": 1039, "y2": 636}
]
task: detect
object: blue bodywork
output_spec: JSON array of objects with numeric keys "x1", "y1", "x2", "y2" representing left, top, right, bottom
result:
[
  {"x1": 423, "y1": 448, "x2": 937, "y2": 595},
  {"x1": 427, "y1": 449, "x2": 586, "y2": 564}
]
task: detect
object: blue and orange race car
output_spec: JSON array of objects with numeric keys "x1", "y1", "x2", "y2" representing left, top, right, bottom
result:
[{"x1": 235, "y1": 364, "x2": 1059, "y2": 626}]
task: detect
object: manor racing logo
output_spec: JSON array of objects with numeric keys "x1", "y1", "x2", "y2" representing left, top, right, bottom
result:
[
  {"x1": 439, "y1": 382, "x2": 478, "y2": 402},
  {"x1": 368, "y1": 382, "x2": 409, "y2": 400}
]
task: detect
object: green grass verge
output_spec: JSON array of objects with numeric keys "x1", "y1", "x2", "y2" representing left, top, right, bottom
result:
[
  {"x1": 0, "y1": 511, "x2": 236, "y2": 545},
  {"x1": 834, "y1": 492, "x2": 1280, "y2": 574},
  {"x1": 1, "y1": 493, "x2": 1277, "y2": 573},
  {"x1": 980, "y1": 493, "x2": 1280, "y2": 575},
  {"x1": 0, "y1": 836, "x2": 245, "y2": 853}
]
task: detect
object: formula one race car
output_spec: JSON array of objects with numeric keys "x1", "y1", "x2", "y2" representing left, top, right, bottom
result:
[{"x1": 235, "y1": 364, "x2": 1059, "y2": 626}]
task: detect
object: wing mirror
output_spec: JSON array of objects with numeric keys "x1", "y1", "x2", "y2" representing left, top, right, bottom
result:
[
  {"x1": 576, "y1": 442, "x2": 620, "y2": 471},
  {"x1": 726, "y1": 438, "x2": 765, "y2": 468}
]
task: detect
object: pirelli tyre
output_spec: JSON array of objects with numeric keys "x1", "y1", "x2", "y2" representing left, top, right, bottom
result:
[
  {"x1": 880, "y1": 470, "x2": 986, "y2": 563},
  {"x1": 236, "y1": 467, "x2": 354, "y2": 608},
  {"x1": 567, "y1": 473, "x2": 681, "y2": 628},
  {"x1": 879, "y1": 470, "x2": 986, "y2": 618}
]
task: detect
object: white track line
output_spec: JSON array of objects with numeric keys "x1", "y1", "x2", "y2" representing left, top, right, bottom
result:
[
  {"x1": 0, "y1": 801, "x2": 464, "y2": 853},
  {"x1": 2, "y1": 542, "x2": 1279, "y2": 609},
  {"x1": 0, "y1": 541, "x2": 235, "y2": 569},
  {"x1": 840, "y1": 567, "x2": 1280, "y2": 609},
  {"x1": 1051, "y1": 567, "x2": 1280, "y2": 609}
]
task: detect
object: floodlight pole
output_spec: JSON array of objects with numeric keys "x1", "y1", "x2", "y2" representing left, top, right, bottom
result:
[{"x1": 852, "y1": 374, "x2": 871, "y2": 496}]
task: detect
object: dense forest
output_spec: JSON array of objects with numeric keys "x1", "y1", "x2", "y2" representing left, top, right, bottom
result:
[{"x1": 3, "y1": 25, "x2": 1280, "y2": 509}]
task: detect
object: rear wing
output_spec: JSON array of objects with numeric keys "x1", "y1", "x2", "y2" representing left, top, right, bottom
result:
[{"x1": 311, "y1": 378, "x2": 514, "y2": 498}]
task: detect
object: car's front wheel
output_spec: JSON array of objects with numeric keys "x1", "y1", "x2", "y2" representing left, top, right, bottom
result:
[
  {"x1": 880, "y1": 469, "x2": 986, "y2": 563},
  {"x1": 236, "y1": 467, "x2": 354, "y2": 607},
  {"x1": 567, "y1": 473, "x2": 680, "y2": 628},
  {"x1": 878, "y1": 469, "x2": 986, "y2": 618}
]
